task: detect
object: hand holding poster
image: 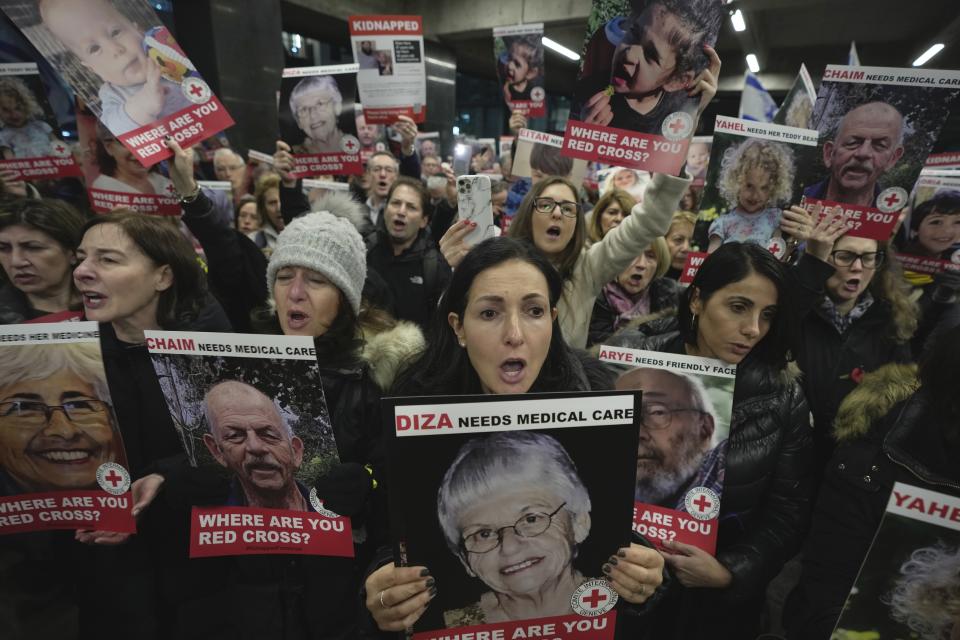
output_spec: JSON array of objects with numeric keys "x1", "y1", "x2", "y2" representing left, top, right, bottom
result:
[
  {"x1": 0, "y1": 63, "x2": 81, "y2": 180},
  {"x1": 493, "y1": 24, "x2": 545, "y2": 118},
  {"x1": 279, "y1": 65, "x2": 362, "y2": 178},
  {"x1": 832, "y1": 483, "x2": 960, "y2": 639},
  {"x1": 145, "y1": 331, "x2": 352, "y2": 558},
  {"x1": 0, "y1": 0, "x2": 234, "y2": 166},
  {"x1": 894, "y1": 174, "x2": 960, "y2": 274},
  {"x1": 597, "y1": 347, "x2": 735, "y2": 554},
  {"x1": 563, "y1": 0, "x2": 724, "y2": 174},
  {"x1": 0, "y1": 322, "x2": 135, "y2": 536},
  {"x1": 349, "y1": 15, "x2": 426, "y2": 124},
  {"x1": 385, "y1": 392, "x2": 640, "y2": 639},
  {"x1": 802, "y1": 65, "x2": 960, "y2": 240}
]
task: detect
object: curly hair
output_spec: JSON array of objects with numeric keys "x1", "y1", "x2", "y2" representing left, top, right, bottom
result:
[
  {"x1": 0, "y1": 76, "x2": 44, "y2": 124},
  {"x1": 717, "y1": 138, "x2": 796, "y2": 211},
  {"x1": 884, "y1": 543, "x2": 960, "y2": 640},
  {"x1": 503, "y1": 34, "x2": 544, "y2": 71},
  {"x1": 870, "y1": 239, "x2": 919, "y2": 343},
  {"x1": 589, "y1": 188, "x2": 636, "y2": 243}
]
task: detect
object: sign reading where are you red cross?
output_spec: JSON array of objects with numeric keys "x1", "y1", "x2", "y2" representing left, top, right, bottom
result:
[
  {"x1": 0, "y1": 490, "x2": 136, "y2": 536},
  {"x1": 632, "y1": 501, "x2": 719, "y2": 555},
  {"x1": 800, "y1": 196, "x2": 902, "y2": 241},
  {"x1": 411, "y1": 612, "x2": 618, "y2": 640}
]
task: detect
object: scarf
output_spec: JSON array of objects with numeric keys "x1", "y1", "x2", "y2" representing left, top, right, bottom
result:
[
  {"x1": 819, "y1": 291, "x2": 874, "y2": 334},
  {"x1": 603, "y1": 281, "x2": 651, "y2": 331}
]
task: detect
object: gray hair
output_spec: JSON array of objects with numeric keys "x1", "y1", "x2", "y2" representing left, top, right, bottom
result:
[
  {"x1": 0, "y1": 343, "x2": 110, "y2": 402},
  {"x1": 213, "y1": 147, "x2": 243, "y2": 166},
  {"x1": 437, "y1": 431, "x2": 590, "y2": 554},
  {"x1": 202, "y1": 380, "x2": 292, "y2": 439},
  {"x1": 885, "y1": 543, "x2": 960, "y2": 640},
  {"x1": 665, "y1": 370, "x2": 717, "y2": 423},
  {"x1": 290, "y1": 75, "x2": 342, "y2": 114}
]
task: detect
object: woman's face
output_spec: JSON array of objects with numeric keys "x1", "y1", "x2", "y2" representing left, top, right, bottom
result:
[
  {"x1": 0, "y1": 369, "x2": 115, "y2": 492},
  {"x1": 825, "y1": 236, "x2": 878, "y2": 307},
  {"x1": 458, "y1": 487, "x2": 580, "y2": 598},
  {"x1": 449, "y1": 260, "x2": 556, "y2": 395},
  {"x1": 0, "y1": 224, "x2": 75, "y2": 298},
  {"x1": 530, "y1": 183, "x2": 578, "y2": 257},
  {"x1": 237, "y1": 202, "x2": 262, "y2": 234},
  {"x1": 73, "y1": 224, "x2": 171, "y2": 327},
  {"x1": 690, "y1": 271, "x2": 778, "y2": 364},
  {"x1": 104, "y1": 138, "x2": 147, "y2": 179},
  {"x1": 617, "y1": 247, "x2": 658, "y2": 295},
  {"x1": 273, "y1": 266, "x2": 341, "y2": 337},
  {"x1": 263, "y1": 188, "x2": 283, "y2": 231},
  {"x1": 598, "y1": 201, "x2": 628, "y2": 237},
  {"x1": 915, "y1": 211, "x2": 960, "y2": 255},
  {"x1": 666, "y1": 222, "x2": 694, "y2": 270}
]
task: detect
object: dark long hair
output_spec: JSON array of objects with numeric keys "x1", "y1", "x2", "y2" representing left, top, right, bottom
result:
[
  {"x1": 392, "y1": 237, "x2": 587, "y2": 395},
  {"x1": 0, "y1": 197, "x2": 87, "y2": 251},
  {"x1": 81, "y1": 212, "x2": 206, "y2": 328},
  {"x1": 678, "y1": 242, "x2": 792, "y2": 370}
]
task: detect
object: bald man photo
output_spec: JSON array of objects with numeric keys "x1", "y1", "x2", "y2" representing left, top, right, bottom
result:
[
  {"x1": 202, "y1": 380, "x2": 308, "y2": 512},
  {"x1": 803, "y1": 101, "x2": 906, "y2": 208}
]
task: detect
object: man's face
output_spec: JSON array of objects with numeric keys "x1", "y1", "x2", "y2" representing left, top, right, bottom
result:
[
  {"x1": 824, "y1": 103, "x2": 905, "y2": 195},
  {"x1": 293, "y1": 86, "x2": 342, "y2": 143},
  {"x1": 203, "y1": 387, "x2": 303, "y2": 498},
  {"x1": 615, "y1": 368, "x2": 713, "y2": 503},
  {"x1": 361, "y1": 41, "x2": 374, "y2": 55},
  {"x1": 421, "y1": 156, "x2": 441, "y2": 176},
  {"x1": 611, "y1": 6, "x2": 691, "y2": 96},
  {"x1": 214, "y1": 152, "x2": 246, "y2": 192},
  {"x1": 385, "y1": 185, "x2": 427, "y2": 246},
  {"x1": 420, "y1": 140, "x2": 436, "y2": 157},
  {"x1": 355, "y1": 114, "x2": 381, "y2": 148},
  {"x1": 367, "y1": 155, "x2": 398, "y2": 198}
]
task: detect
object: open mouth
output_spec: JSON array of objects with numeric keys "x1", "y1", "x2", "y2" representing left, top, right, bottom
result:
[
  {"x1": 32, "y1": 449, "x2": 95, "y2": 464},
  {"x1": 499, "y1": 358, "x2": 526, "y2": 384},
  {"x1": 246, "y1": 462, "x2": 281, "y2": 477},
  {"x1": 81, "y1": 291, "x2": 107, "y2": 309},
  {"x1": 629, "y1": 273, "x2": 645, "y2": 284},
  {"x1": 545, "y1": 225, "x2": 562, "y2": 238},
  {"x1": 500, "y1": 557, "x2": 543, "y2": 575},
  {"x1": 286, "y1": 310, "x2": 310, "y2": 330},
  {"x1": 843, "y1": 277, "x2": 861, "y2": 293}
]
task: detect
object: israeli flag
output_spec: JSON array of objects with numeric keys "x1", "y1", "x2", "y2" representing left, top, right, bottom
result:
[{"x1": 738, "y1": 71, "x2": 777, "y2": 122}]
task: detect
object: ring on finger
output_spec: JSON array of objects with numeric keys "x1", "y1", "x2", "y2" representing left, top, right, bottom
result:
[{"x1": 379, "y1": 589, "x2": 389, "y2": 609}]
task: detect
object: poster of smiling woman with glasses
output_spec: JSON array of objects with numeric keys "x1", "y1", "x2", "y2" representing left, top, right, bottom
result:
[
  {"x1": 384, "y1": 391, "x2": 639, "y2": 639},
  {"x1": 0, "y1": 321, "x2": 134, "y2": 535}
]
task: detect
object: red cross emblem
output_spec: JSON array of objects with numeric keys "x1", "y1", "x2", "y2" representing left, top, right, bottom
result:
[
  {"x1": 668, "y1": 118, "x2": 685, "y2": 134},
  {"x1": 344, "y1": 138, "x2": 357, "y2": 152},
  {"x1": 103, "y1": 469, "x2": 124, "y2": 487},
  {"x1": 581, "y1": 588, "x2": 608, "y2": 608},
  {"x1": 189, "y1": 83, "x2": 203, "y2": 97},
  {"x1": 54, "y1": 144, "x2": 65, "y2": 153},
  {"x1": 166, "y1": 183, "x2": 177, "y2": 194},
  {"x1": 883, "y1": 192, "x2": 901, "y2": 208}
]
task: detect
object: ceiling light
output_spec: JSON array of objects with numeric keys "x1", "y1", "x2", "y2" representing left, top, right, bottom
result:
[
  {"x1": 731, "y1": 9, "x2": 746, "y2": 32},
  {"x1": 427, "y1": 75, "x2": 456, "y2": 85},
  {"x1": 543, "y1": 37, "x2": 580, "y2": 61},
  {"x1": 746, "y1": 54, "x2": 759, "y2": 73},
  {"x1": 913, "y1": 43, "x2": 945, "y2": 67}
]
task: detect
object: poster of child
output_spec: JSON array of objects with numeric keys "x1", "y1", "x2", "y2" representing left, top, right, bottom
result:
[
  {"x1": 894, "y1": 174, "x2": 960, "y2": 274},
  {"x1": 685, "y1": 135, "x2": 712, "y2": 185},
  {"x1": 493, "y1": 24, "x2": 545, "y2": 117},
  {"x1": 0, "y1": 0, "x2": 234, "y2": 166}
]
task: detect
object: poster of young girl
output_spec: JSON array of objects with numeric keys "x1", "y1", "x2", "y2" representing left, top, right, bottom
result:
[
  {"x1": 0, "y1": 62, "x2": 81, "y2": 181},
  {"x1": 697, "y1": 116, "x2": 818, "y2": 257},
  {"x1": 493, "y1": 23, "x2": 545, "y2": 118},
  {"x1": 0, "y1": 0, "x2": 235, "y2": 167}
]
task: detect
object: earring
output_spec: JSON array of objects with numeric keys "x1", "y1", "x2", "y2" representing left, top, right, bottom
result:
[
  {"x1": 691, "y1": 312, "x2": 697, "y2": 326},
  {"x1": 458, "y1": 338, "x2": 466, "y2": 347}
]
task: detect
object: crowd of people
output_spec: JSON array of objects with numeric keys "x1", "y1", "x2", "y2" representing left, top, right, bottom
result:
[{"x1": 0, "y1": 24, "x2": 959, "y2": 640}]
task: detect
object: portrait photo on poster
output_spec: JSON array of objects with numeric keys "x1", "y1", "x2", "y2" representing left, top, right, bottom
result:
[
  {"x1": 493, "y1": 24, "x2": 545, "y2": 117},
  {"x1": 512, "y1": 130, "x2": 588, "y2": 186},
  {"x1": 385, "y1": 392, "x2": 639, "y2": 634},
  {"x1": 894, "y1": 174, "x2": 960, "y2": 274}
]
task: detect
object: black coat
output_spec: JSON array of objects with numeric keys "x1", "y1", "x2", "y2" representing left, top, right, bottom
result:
[
  {"x1": 587, "y1": 277, "x2": 679, "y2": 348},
  {"x1": 783, "y1": 387, "x2": 960, "y2": 639},
  {"x1": 366, "y1": 230, "x2": 450, "y2": 329},
  {"x1": 605, "y1": 324, "x2": 815, "y2": 639}
]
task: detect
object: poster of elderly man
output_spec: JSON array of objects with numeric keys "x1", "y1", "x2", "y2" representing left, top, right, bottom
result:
[
  {"x1": 384, "y1": 391, "x2": 640, "y2": 639},
  {"x1": 145, "y1": 330, "x2": 353, "y2": 559},
  {"x1": 599, "y1": 346, "x2": 735, "y2": 555},
  {"x1": 802, "y1": 65, "x2": 960, "y2": 239},
  {"x1": 0, "y1": 322, "x2": 135, "y2": 536},
  {"x1": 279, "y1": 64, "x2": 362, "y2": 178}
]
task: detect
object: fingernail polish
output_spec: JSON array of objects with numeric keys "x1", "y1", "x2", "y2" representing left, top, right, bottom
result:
[
  {"x1": 617, "y1": 550, "x2": 627, "y2": 558},
  {"x1": 425, "y1": 578, "x2": 435, "y2": 588},
  {"x1": 602, "y1": 563, "x2": 612, "y2": 574},
  {"x1": 419, "y1": 568, "x2": 430, "y2": 577},
  {"x1": 428, "y1": 586, "x2": 438, "y2": 597},
  {"x1": 608, "y1": 556, "x2": 619, "y2": 565}
]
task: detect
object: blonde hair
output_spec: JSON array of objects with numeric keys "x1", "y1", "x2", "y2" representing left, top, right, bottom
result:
[
  {"x1": 255, "y1": 173, "x2": 282, "y2": 231},
  {"x1": 870, "y1": 240, "x2": 919, "y2": 342},
  {"x1": 0, "y1": 76, "x2": 44, "y2": 124},
  {"x1": 589, "y1": 188, "x2": 636, "y2": 243},
  {"x1": 668, "y1": 210, "x2": 697, "y2": 234},
  {"x1": 718, "y1": 138, "x2": 795, "y2": 210},
  {"x1": 649, "y1": 236, "x2": 671, "y2": 279}
]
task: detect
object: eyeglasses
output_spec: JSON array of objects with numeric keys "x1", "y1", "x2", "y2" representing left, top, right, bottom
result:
[
  {"x1": 829, "y1": 250, "x2": 884, "y2": 269},
  {"x1": 533, "y1": 197, "x2": 580, "y2": 218},
  {"x1": 461, "y1": 502, "x2": 566, "y2": 554},
  {"x1": 295, "y1": 99, "x2": 335, "y2": 119},
  {"x1": 0, "y1": 399, "x2": 110, "y2": 427},
  {"x1": 640, "y1": 403, "x2": 704, "y2": 431}
]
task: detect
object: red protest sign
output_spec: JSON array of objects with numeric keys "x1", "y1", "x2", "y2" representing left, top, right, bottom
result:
[
  {"x1": 562, "y1": 120, "x2": 687, "y2": 175},
  {"x1": 679, "y1": 251, "x2": 708, "y2": 285},
  {"x1": 411, "y1": 612, "x2": 617, "y2": 640},
  {"x1": 0, "y1": 490, "x2": 136, "y2": 536},
  {"x1": 633, "y1": 501, "x2": 717, "y2": 555},
  {"x1": 800, "y1": 196, "x2": 901, "y2": 240}
]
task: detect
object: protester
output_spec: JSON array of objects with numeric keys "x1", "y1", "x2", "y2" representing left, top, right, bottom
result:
[
  {"x1": 254, "y1": 173, "x2": 283, "y2": 253},
  {"x1": 363, "y1": 236, "x2": 665, "y2": 633},
  {"x1": 664, "y1": 210, "x2": 697, "y2": 280},
  {"x1": 234, "y1": 194, "x2": 263, "y2": 237},
  {"x1": 588, "y1": 188, "x2": 636, "y2": 244},
  {"x1": 0, "y1": 197, "x2": 86, "y2": 323},
  {"x1": 605, "y1": 242, "x2": 814, "y2": 639},
  {"x1": 213, "y1": 148, "x2": 251, "y2": 204}
]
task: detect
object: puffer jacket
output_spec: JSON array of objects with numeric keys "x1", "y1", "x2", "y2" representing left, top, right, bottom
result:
[
  {"x1": 605, "y1": 320, "x2": 815, "y2": 638},
  {"x1": 784, "y1": 363, "x2": 960, "y2": 639}
]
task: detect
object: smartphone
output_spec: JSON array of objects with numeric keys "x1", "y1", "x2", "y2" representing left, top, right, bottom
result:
[{"x1": 456, "y1": 175, "x2": 496, "y2": 246}]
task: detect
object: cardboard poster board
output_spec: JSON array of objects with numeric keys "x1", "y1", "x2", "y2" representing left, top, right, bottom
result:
[
  {"x1": 894, "y1": 173, "x2": 960, "y2": 274},
  {"x1": 145, "y1": 331, "x2": 352, "y2": 558},
  {"x1": 512, "y1": 129, "x2": 587, "y2": 186},
  {"x1": 0, "y1": 322, "x2": 135, "y2": 536},
  {"x1": 385, "y1": 391, "x2": 640, "y2": 639},
  {"x1": 349, "y1": 15, "x2": 426, "y2": 124},
  {"x1": 493, "y1": 23, "x2": 545, "y2": 117}
]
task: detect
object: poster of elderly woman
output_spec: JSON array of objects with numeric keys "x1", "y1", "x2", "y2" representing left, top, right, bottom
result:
[{"x1": 384, "y1": 391, "x2": 641, "y2": 639}]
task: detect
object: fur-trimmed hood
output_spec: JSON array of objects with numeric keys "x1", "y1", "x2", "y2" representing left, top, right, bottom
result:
[
  {"x1": 832, "y1": 362, "x2": 919, "y2": 443},
  {"x1": 360, "y1": 320, "x2": 425, "y2": 391},
  {"x1": 310, "y1": 190, "x2": 369, "y2": 234}
]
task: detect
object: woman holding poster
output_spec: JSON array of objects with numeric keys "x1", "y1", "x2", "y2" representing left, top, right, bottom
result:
[
  {"x1": 364, "y1": 237, "x2": 665, "y2": 634},
  {"x1": 605, "y1": 242, "x2": 815, "y2": 638}
]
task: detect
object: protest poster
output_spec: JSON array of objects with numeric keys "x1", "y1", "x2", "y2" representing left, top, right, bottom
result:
[
  {"x1": 686, "y1": 135, "x2": 712, "y2": 187},
  {"x1": 493, "y1": 23, "x2": 545, "y2": 118},
  {"x1": 595, "y1": 164, "x2": 651, "y2": 203},
  {"x1": 0, "y1": 322, "x2": 135, "y2": 536},
  {"x1": 499, "y1": 135, "x2": 515, "y2": 159},
  {"x1": 697, "y1": 116, "x2": 818, "y2": 255},
  {"x1": 385, "y1": 391, "x2": 639, "y2": 639},
  {"x1": 416, "y1": 131, "x2": 440, "y2": 158},
  {"x1": 75, "y1": 99, "x2": 180, "y2": 215},
  {"x1": 302, "y1": 178, "x2": 350, "y2": 207},
  {"x1": 563, "y1": 0, "x2": 724, "y2": 174},
  {"x1": 893, "y1": 173, "x2": 960, "y2": 274},
  {"x1": 349, "y1": 15, "x2": 426, "y2": 124},
  {"x1": 144, "y1": 331, "x2": 352, "y2": 559},
  {"x1": 512, "y1": 129, "x2": 587, "y2": 186},
  {"x1": 597, "y1": 347, "x2": 734, "y2": 554},
  {"x1": 0, "y1": 0, "x2": 233, "y2": 167},
  {"x1": 802, "y1": 65, "x2": 960, "y2": 241},
  {"x1": 678, "y1": 251, "x2": 708, "y2": 285},
  {"x1": 0, "y1": 62, "x2": 81, "y2": 180},
  {"x1": 924, "y1": 151, "x2": 960, "y2": 170},
  {"x1": 356, "y1": 104, "x2": 388, "y2": 164},
  {"x1": 279, "y1": 65, "x2": 362, "y2": 179},
  {"x1": 197, "y1": 180, "x2": 232, "y2": 200},
  {"x1": 773, "y1": 63, "x2": 817, "y2": 129},
  {"x1": 832, "y1": 483, "x2": 960, "y2": 639}
]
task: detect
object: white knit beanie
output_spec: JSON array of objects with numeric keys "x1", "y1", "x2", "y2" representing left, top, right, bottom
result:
[{"x1": 267, "y1": 209, "x2": 367, "y2": 314}]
